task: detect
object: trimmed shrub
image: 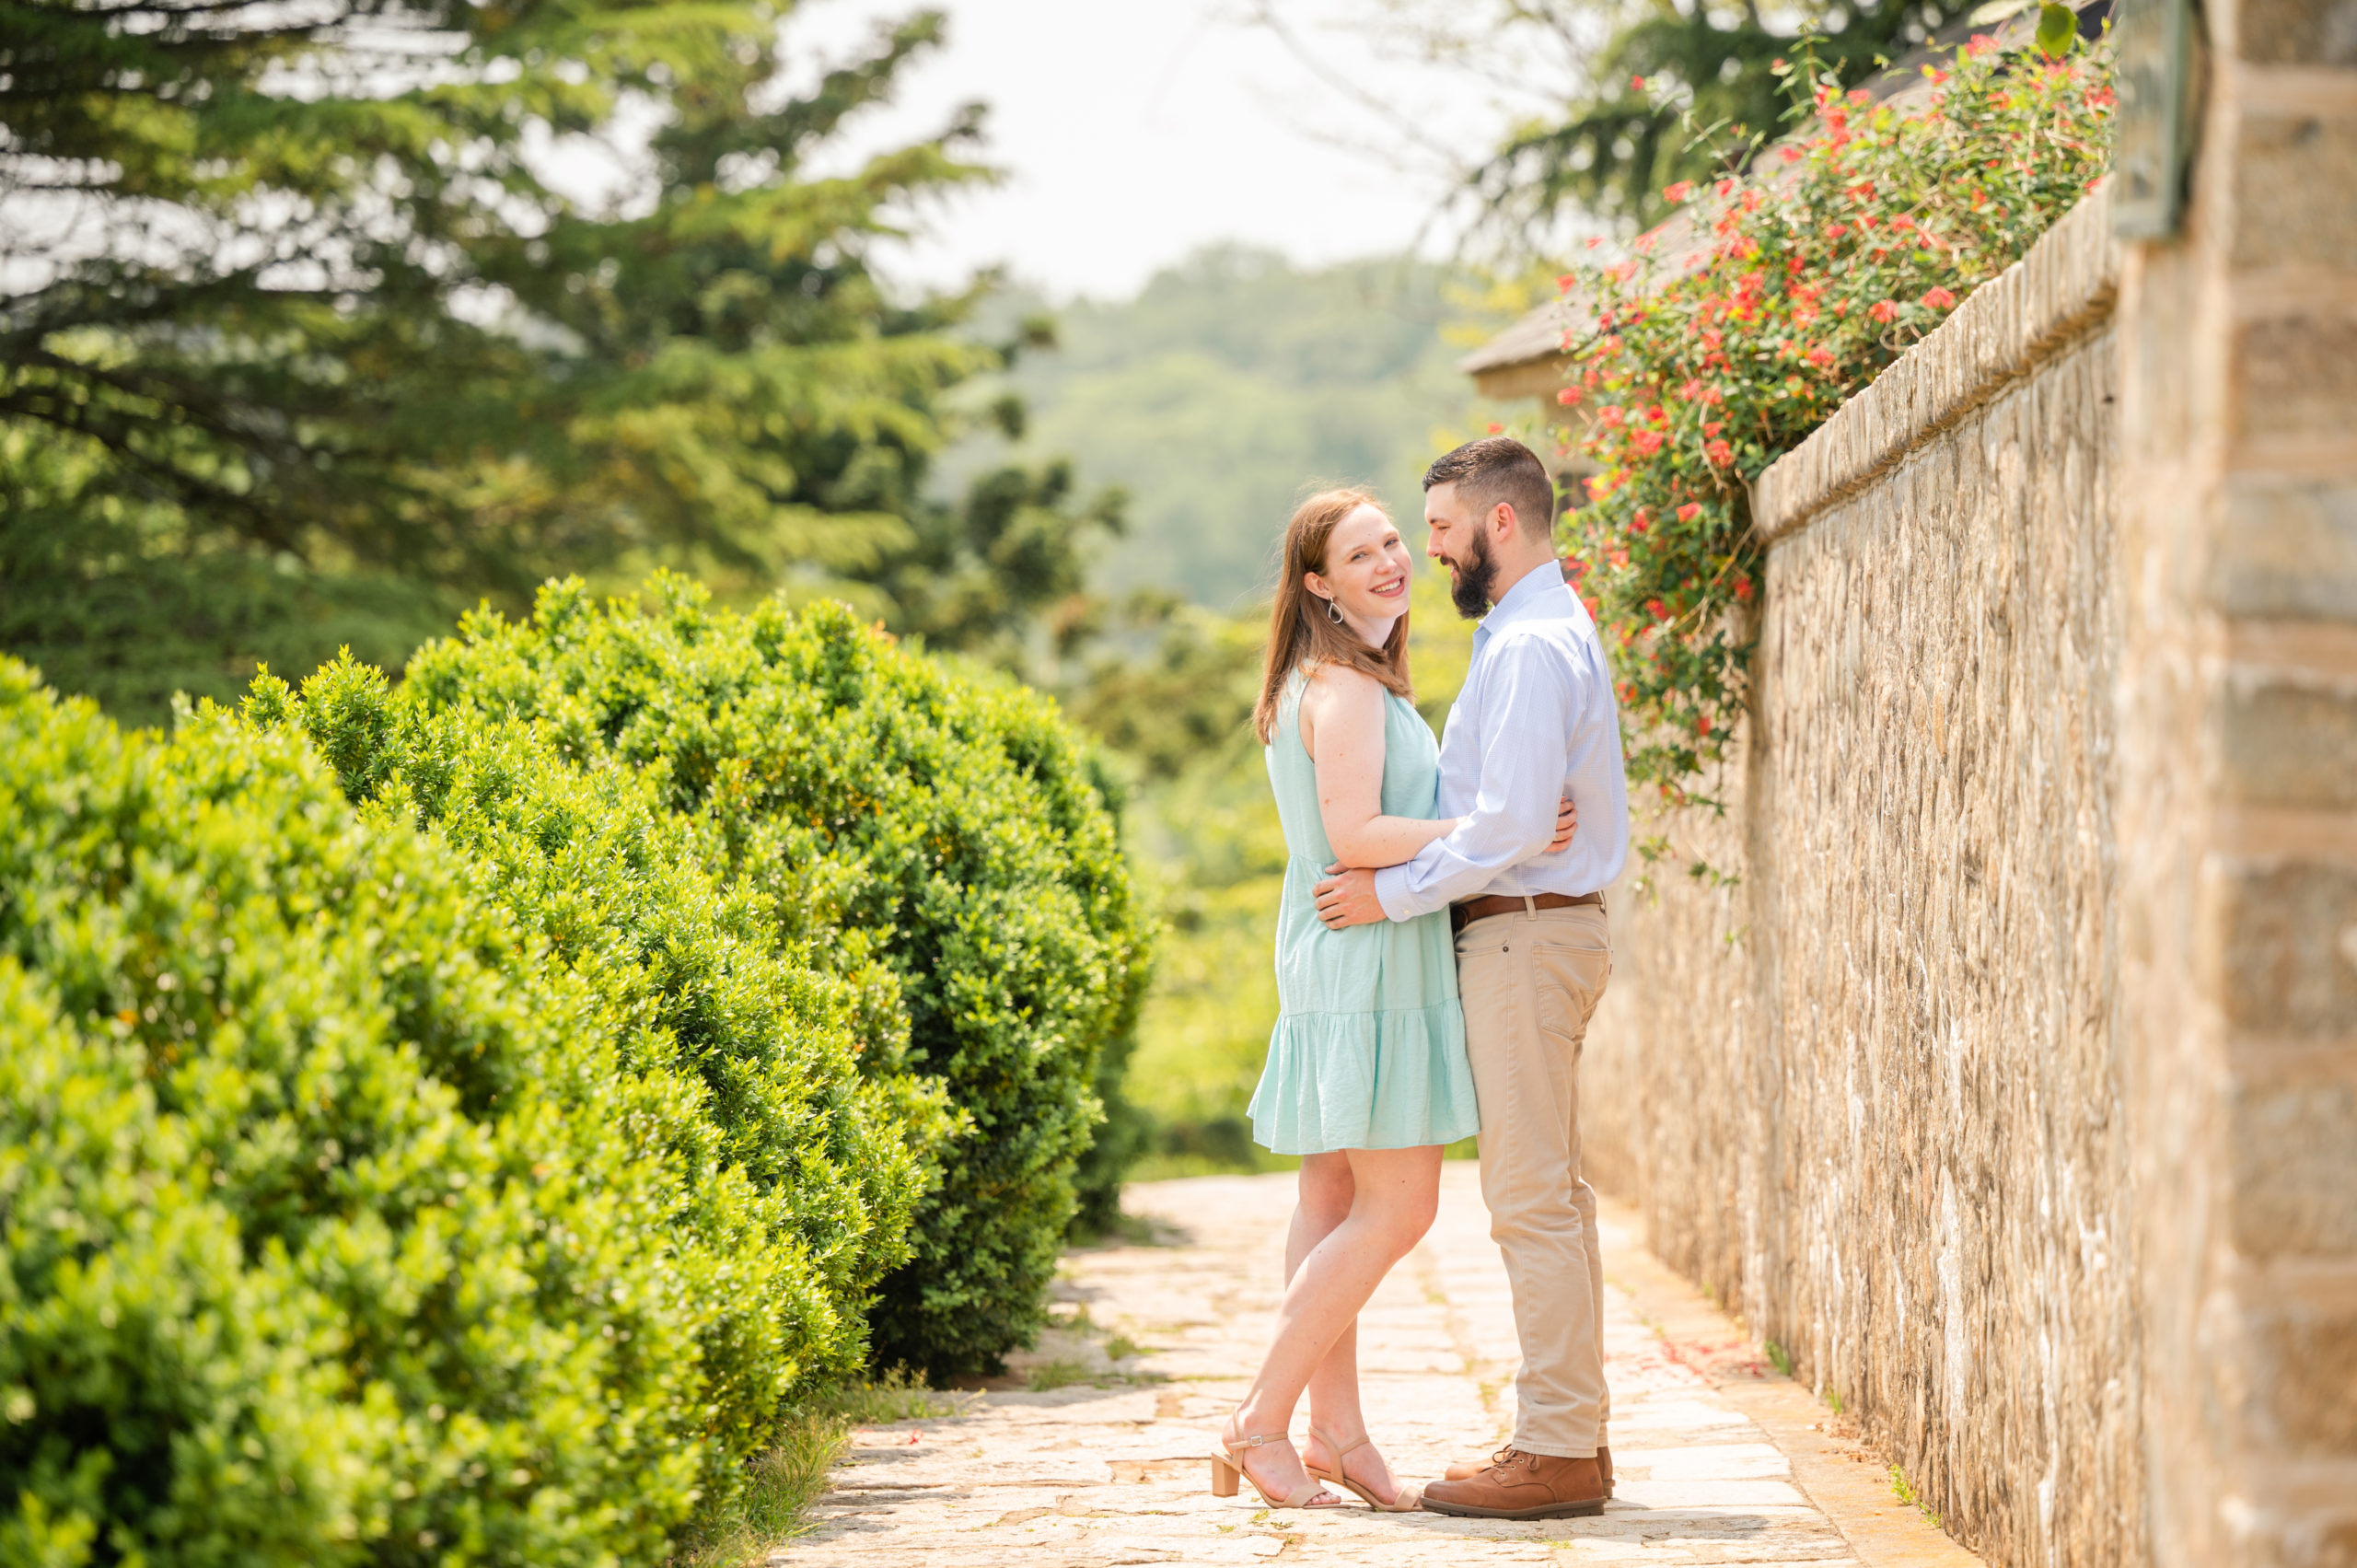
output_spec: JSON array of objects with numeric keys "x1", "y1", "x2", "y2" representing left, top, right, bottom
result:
[
  {"x1": 241, "y1": 654, "x2": 946, "y2": 1400},
  {"x1": 0, "y1": 663, "x2": 766, "y2": 1564},
  {"x1": 321, "y1": 577, "x2": 1152, "y2": 1375},
  {"x1": 0, "y1": 567, "x2": 1144, "y2": 1561}
]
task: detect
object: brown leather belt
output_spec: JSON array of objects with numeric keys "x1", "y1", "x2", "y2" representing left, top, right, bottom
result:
[{"x1": 1449, "y1": 890, "x2": 1603, "y2": 932}]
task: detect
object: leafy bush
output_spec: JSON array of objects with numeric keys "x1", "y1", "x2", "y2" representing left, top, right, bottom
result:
[
  {"x1": 0, "y1": 565, "x2": 1147, "y2": 1560},
  {"x1": 279, "y1": 577, "x2": 1150, "y2": 1376},
  {"x1": 0, "y1": 661, "x2": 788, "y2": 1565},
  {"x1": 242, "y1": 652, "x2": 946, "y2": 1401},
  {"x1": 1556, "y1": 32, "x2": 2113, "y2": 819}
]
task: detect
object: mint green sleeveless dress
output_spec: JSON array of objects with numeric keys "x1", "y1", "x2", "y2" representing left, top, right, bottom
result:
[{"x1": 1247, "y1": 673, "x2": 1480, "y2": 1155}]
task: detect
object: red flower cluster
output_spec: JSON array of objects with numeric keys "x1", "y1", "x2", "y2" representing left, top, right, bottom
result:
[{"x1": 1544, "y1": 33, "x2": 2115, "y2": 819}]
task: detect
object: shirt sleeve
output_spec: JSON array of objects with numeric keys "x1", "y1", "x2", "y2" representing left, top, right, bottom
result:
[{"x1": 1374, "y1": 633, "x2": 1572, "y2": 922}]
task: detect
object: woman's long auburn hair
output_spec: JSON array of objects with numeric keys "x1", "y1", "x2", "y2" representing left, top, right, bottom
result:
[{"x1": 1252, "y1": 488, "x2": 1413, "y2": 745}]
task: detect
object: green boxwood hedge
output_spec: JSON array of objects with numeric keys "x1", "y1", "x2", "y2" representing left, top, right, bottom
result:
[
  {"x1": 0, "y1": 661, "x2": 860, "y2": 1565},
  {"x1": 0, "y1": 576, "x2": 1145, "y2": 1562},
  {"x1": 240, "y1": 649, "x2": 946, "y2": 1399},
  {"x1": 278, "y1": 576, "x2": 1151, "y2": 1376}
]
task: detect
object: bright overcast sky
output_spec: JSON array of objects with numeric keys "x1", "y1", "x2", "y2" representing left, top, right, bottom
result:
[{"x1": 801, "y1": 0, "x2": 1504, "y2": 301}]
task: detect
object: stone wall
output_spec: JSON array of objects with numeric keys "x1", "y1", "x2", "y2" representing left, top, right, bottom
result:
[
  {"x1": 1587, "y1": 192, "x2": 2145, "y2": 1568},
  {"x1": 1585, "y1": 9, "x2": 2357, "y2": 1545},
  {"x1": 2108, "y1": 6, "x2": 2357, "y2": 1562}
]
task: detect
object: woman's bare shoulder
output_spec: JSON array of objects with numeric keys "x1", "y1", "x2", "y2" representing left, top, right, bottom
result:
[
  {"x1": 1301, "y1": 661, "x2": 1386, "y2": 699},
  {"x1": 1298, "y1": 664, "x2": 1387, "y2": 755}
]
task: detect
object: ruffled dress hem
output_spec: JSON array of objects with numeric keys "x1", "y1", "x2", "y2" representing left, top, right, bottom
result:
[{"x1": 1247, "y1": 998, "x2": 1481, "y2": 1156}]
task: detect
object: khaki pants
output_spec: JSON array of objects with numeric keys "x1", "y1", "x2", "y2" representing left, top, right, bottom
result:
[{"x1": 1456, "y1": 901, "x2": 1611, "y2": 1458}]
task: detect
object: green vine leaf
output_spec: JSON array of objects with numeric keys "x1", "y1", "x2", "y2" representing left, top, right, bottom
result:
[{"x1": 2037, "y1": 4, "x2": 2079, "y2": 57}]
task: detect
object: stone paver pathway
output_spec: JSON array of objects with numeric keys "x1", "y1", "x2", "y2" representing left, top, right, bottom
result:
[{"x1": 784, "y1": 1167, "x2": 1978, "y2": 1566}]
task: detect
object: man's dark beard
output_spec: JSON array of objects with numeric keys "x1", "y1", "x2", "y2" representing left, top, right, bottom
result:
[{"x1": 1447, "y1": 527, "x2": 1498, "y2": 619}]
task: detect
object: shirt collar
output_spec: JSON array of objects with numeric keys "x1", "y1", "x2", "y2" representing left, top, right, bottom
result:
[{"x1": 1480, "y1": 560, "x2": 1567, "y2": 633}]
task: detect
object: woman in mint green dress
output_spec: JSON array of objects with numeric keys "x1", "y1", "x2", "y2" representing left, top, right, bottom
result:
[{"x1": 1206, "y1": 490, "x2": 1575, "y2": 1516}]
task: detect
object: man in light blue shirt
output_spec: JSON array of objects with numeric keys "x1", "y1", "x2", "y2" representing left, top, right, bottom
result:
[{"x1": 1314, "y1": 436, "x2": 1631, "y2": 1521}]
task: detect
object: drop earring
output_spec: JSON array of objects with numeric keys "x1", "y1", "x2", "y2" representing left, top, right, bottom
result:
[{"x1": 1326, "y1": 598, "x2": 1346, "y2": 625}]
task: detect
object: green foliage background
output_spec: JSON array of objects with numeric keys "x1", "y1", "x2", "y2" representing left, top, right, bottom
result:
[
  {"x1": 967, "y1": 250, "x2": 1486, "y2": 612},
  {"x1": 0, "y1": 0, "x2": 1117, "y2": 724}
]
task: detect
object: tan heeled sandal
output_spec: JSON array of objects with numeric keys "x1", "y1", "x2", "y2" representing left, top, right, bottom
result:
[
  {"x1": 1305, "y1": 1424, "x2": 1422, "y2": 1512},
  {"x1": 1209, "y1": 1421, "x2": 1342, "y2": 1509}
]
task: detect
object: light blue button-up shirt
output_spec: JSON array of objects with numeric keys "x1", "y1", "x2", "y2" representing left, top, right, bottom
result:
[{"x1": 1374, "y1": 562, "x2": 1631, "y2": 920}]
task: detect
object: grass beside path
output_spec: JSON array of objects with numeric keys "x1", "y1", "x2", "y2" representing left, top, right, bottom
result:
[{"x1": 675, "y1": 1372, "x2": 974, "y2": 1567}]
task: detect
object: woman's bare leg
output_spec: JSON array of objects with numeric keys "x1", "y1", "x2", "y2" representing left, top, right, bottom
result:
[
  {"x1": 1287, "y1": 1156, "x2": 1404, "y2": 1502},
  {"x1": 1286, "y1": 1156, "x2": 1362, "y2": 1446},
  {"x1": 1228, "y1": 1144, "x2": 1443, "y2": 1501}
]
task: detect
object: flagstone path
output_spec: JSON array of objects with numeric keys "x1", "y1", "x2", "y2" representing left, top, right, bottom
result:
[{"x1": 782, "y1": 1166, "x2": 1981, "y2": 1567}]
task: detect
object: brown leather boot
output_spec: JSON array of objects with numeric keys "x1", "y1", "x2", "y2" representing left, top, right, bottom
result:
[
  {"x1": 1445, "y1": 1445, "x2": 1611, "y2": 1495},
  {"x1": 1420, "y1": 1449, "x2": 1608, "y2": 1519}
]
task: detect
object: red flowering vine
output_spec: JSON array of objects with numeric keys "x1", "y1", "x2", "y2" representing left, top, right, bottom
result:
[{"x1": 1549, "y1": 33, "x2": 2113, "y2": 844}]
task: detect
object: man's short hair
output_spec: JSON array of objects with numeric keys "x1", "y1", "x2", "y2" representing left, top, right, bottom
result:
[{"x1": 1422, "y1": 436, "x2": 1556, "y2": 539}]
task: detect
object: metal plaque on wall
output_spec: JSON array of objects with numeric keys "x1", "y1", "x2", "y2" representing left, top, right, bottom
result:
[{"x1": 2112, "y1": 0, "x2": 2194, "y2": 238}]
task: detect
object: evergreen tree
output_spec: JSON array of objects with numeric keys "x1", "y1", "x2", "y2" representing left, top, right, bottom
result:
[
  {"x1": 0, "y1": 0, "x2": 1113, "y2": 719},
  {"x1": 1457, "y1": 0, "x2": 1950, "y2": 235},
  {"x1": 1265, "y1": 0, "x2": 1991, "y2": 244}
]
